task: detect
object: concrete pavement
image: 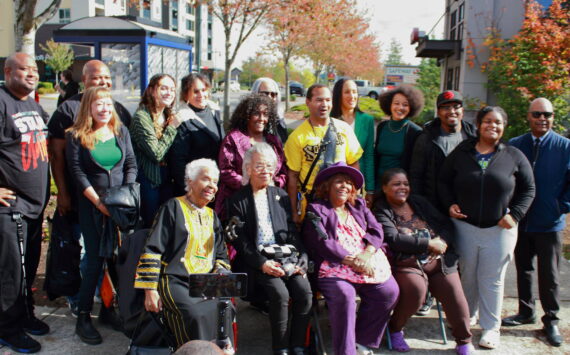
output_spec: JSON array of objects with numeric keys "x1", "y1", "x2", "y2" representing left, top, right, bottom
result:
[{"x1": 1, "y1": 259, "x2": 568, "y2": 354}]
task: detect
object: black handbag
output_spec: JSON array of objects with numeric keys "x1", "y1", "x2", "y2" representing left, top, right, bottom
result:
[{"x1": 100, "y1": 182, "x2": 141, "y2": 231}]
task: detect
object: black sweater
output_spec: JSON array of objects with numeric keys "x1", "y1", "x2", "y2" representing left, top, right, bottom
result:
[
  {"x1": 374, "y1": 194, "x2": 459, "y2": 274},
  {"x1": 438, "y1": 139, "x2": 535, "y2": 228},
  {"x1": 66, "y1": 125, "x2": 138, "y2": 194}
]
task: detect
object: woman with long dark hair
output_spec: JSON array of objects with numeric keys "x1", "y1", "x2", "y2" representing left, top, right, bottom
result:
[
  {"x1": 130, "y1": 74, "x2": 183, "y2": 226},
  {"x1": 331, "y1": 78, "x2": 376, "y2": 206}
]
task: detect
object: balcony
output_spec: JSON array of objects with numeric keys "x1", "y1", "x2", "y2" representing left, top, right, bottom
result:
[{"x1": 415, "y1": 38, "x2": 461, "y2": 59}]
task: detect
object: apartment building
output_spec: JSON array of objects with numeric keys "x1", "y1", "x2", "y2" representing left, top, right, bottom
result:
[{"x1": 412, "y1": 0, "x2": 537, "y2": 108}]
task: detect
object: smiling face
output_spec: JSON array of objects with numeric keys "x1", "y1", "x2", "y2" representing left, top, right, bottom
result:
[
  {"x1": 187, "y1": 79, "x2": 209, "y2": 109},
  {"x1": 247, "y1": 151, "x2": 276, "y2": 190},
  {"x1": 328, "y1": 174, "x2": 355, "y2": 207},
  {"x1": 258, "y1": 81, "x2": 278, "y2": 103},
  {"x1": 390, "y1": 93, "x2": 410, "y2": 121},
  {"x1": 527, "y1": 99, "x2": 554, "y2": 137},
  {"x1": 155, "y1": 76, "x2": 176, "y2": 109},
  {"x1": 437, "y1": 102, "x2": 464, "y2": 131},
  {"x1": 247, "y1": 104, "x2": 269, "y2": 136},
  {"x1": 341, "y1": 80, "x2": 358, "y2": 112},
  {"x1": 478, "y1": 111, "x2": 505, "y2": 143},
  {"x1": 5, "y1": 53, "x2": 39, "y2": 98},
  {"x1": 90, "y1": 97, "x2": 114, "y2": 128},
  {"x1": 382, "y1": 173, "x2": 410, "y2": 206},
  {"x1": 187, "y1": 168, "x2": 219, "y2": 208},
  {"x1": 306, "y1": 87, "x2": 332, "y2": 122},
  {"x1": 83, "y1": 61, "x2": 112, "y2": 90}
]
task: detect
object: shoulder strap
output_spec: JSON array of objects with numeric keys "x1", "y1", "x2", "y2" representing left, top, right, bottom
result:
[{"x1": 299, "y1": 121, "x2": 335, "y2": 193}]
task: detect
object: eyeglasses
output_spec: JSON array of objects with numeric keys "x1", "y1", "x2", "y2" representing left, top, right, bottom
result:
[
  {"x1": 439, "y1": 104, "x2": 463, "y2": 112},
  {"x1": 253, "y1": 163, "x2": 275, "y2": 173},
  {"x1": 530, "y1": 111, "x2": 553, "y2": 119},
  {"x1": 259, "y1": 91, "x2": 278, "y2": 99}
]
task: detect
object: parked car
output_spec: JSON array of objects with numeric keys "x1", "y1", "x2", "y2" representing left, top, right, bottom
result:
[
  {"x1": 289, "y1": 81, "x2": 305, "y2": 96},
  {"x1": 353, "y1": 79, "x2": 386, "y2": 100}
]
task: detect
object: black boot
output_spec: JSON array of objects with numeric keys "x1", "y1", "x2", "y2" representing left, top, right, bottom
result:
[
  {"x1": 98, "y1": 305, "x2": 123, "y2": 331},
  {"x1": 76, "y1": 312, "x2": 102, "y2": 345}
]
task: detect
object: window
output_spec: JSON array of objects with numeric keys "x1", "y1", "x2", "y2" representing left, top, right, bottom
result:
[
  {"x1": 187, "y1": 3, "x2": 195, "y2": 14},
  {"x1": 59, "y1": 8, "x2": 71, "y2": 24},
  {"x1": 142, "y1": 0, "x2": 151, "y2": 19},
  {"x1": 449, "y1": 2, "x2": 465, "y2": 41},
  {"x1": 446, "y1": 68, "x2": 454, "y2": 90},
  {"x1": 186, "y1": 19, "x2": 194, "y2": 31},
  {"x1": 454, "y1": 67, "x2": 460, "y2": 91},
  {"x1": 171, "y1": 1, "x2": 178, "y2": 31}
]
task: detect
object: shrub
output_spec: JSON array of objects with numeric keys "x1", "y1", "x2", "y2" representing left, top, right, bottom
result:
[
  {"x1": 291, "y1": 103, "x2": 309, "y2": 118},
  {"x1": 38, "y1": 81, "x2": 54, "y2": 90},
  {"x1": 359, "y1": 97, "x2": 384, "y2": 120},
  {"x1": 37, "y1": 87, "x2": 56, "y2": 95}
]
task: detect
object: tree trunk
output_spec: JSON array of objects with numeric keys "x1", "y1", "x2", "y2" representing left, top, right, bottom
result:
[
  {"x1": 15, "y1": 28, "x2": 37, "y2": 57},
  {"x1": 284, "y1": 58, "x2": 290, "y2": 112},
  {"x1": 223, "y1": 59, "x2": 231, "y2": 124},
  {"x1": 13, "y1": 0, "x2": 62, "y2": 58}
]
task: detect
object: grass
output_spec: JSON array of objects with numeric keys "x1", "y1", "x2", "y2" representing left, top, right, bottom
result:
[{"x1": 290, "y1": 96, "x2": 385, "y2": 120}]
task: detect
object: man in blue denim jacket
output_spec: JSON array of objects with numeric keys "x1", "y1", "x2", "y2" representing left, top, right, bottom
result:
[{"x1": 503, "y1": 98, "x2": 570, "y2": 347}]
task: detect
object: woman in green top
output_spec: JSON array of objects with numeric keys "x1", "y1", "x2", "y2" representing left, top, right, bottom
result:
[
  {"x1": 331, "y1": 78, "x2": 376, "y2": 206},
  {"x1": 374, "y1": 85, "x2": 424, "y2": 190},
  {"x1": 130, "y1": 74, "x2": 183, "y2": 226}
]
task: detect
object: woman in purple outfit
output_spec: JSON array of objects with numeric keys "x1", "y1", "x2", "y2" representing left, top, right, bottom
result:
[
  {"x1": 216, "y1": 94, "x2": 287, "y2": 218},
  {"x1": 302, "y1": 162, "x2": 399, "y2": 355}
]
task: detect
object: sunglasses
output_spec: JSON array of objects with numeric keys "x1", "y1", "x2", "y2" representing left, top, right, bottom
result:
[
  {"x1": 439, "y1": 104, "x2": 463, "y2": 112},
  {"x1": 259, "y1": 91, "x2": 278, "y2": 99},
  {"x1": 530, "y1": 111, "x2": 553, "y2": 119}
]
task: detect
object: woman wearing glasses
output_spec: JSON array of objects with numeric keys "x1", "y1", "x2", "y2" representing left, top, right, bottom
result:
[
  {"x1": 217, "y1": 94, "x2": 287, "y2": 219},
  {"x1": 439, "y1": 106, "x2": 535, "y2": 349},
  {"x1": 251, "y1": 77, "x2": 288, "y2": 143},
  {"x1": 130, "y1": 74, "x2": 184, "y2": 226}
]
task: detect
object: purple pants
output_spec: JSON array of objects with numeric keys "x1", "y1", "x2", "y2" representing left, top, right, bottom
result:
[{"x1": 317, "y1": 276, "x2": 399, "y2": 355}]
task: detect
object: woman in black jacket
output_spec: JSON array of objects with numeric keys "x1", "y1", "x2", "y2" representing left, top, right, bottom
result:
[
  {"x1": 438, "y1": 106, "x2": 535, "y2": 350},
  {"x1": 168, "y1": 73, "x2": 225, "y2": 196},
  {"x1": 227, "y1": 143, "x2": 312, "y2": 355},
  {"x1": 374, "y1": 168, "x2": 473, "y2": 355},
  {"x1": 66, "y1": 86, "x2": 137, "y2": 345}
]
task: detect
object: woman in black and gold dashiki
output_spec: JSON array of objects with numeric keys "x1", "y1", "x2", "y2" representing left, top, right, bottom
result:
[{"x1": 134, "y1": 158, "x2": 232, "y2": 352}]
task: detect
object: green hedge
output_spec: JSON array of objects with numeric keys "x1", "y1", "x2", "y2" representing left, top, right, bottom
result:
[{"x1": 38, "y1": 81, "x2": 54, "y2": 90}]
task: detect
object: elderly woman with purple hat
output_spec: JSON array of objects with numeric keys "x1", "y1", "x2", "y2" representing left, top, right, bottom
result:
[{"x1": 302, "y1": 162, "x2": 399, "y2": 355}]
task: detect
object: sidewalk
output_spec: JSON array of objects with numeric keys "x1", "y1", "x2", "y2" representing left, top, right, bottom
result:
[{"x1": 1, "y1": 258, "x2": 568, "y2": 354}]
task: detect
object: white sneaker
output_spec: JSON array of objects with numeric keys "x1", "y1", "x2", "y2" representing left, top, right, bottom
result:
[
  {"x1": 356, "y1": 343, "x2": 373, "y2": 355},
  {"x1": 469, "y1": 316, "x2": 478, "y2": 326},
  {"x1": 479, "y1": 329, "x2": 500, "y2": 349}
]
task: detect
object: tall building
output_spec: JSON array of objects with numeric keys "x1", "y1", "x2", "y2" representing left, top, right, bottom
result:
[{"x1": 413, "y1": 0, "x2": 527, "y2": 108}]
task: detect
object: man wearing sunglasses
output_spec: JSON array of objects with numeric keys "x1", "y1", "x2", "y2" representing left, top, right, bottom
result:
[{"x1": 503, "y1": 98, "x2": 570, "y2": 347}]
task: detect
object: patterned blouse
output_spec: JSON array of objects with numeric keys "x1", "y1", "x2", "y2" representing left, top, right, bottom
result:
[
  {"x1": 319, "y1": 212, "x2": 391, "y2": 284},
  {"x1": 254, "y1": 190, "x2": 276, "y2": 246}
]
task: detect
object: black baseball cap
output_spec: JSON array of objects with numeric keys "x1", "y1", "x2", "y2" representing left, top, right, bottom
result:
[{"x1": 437, "y1": 90, "x2": 463, "y2": 107}]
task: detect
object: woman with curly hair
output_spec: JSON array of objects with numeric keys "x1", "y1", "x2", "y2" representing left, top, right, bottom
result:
[
  {"x1": 216, "y1": 94, "x2": 287, "y2": 219},
  {"x1": 130, "y1": 74, "x2": 184, "y2": 226},
  {"x1": 374, "y1": 84, "x2": 424, "y2": 187}
]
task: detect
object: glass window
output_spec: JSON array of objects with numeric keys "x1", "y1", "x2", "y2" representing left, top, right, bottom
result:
[
  {"x1": 142, "y1": 0, "x2": 151, "y2": 19},
  {"x1": 186, "y1": 20, "x2": 194, "y2": 31},
  {"x1": 187, "y1": 3, "x2": 195, "y2": 14},
  {"x1": 454, "y1": 67, "x2": 460, "y2": 91},
  {"x1": 147, "y1": 44, "x2": 191, "y2": 88},
  {"x1": 59, "y1": 8, "x2": 71, "y2": 24},
  {"x1": 446, "y1": 68, "x2": 454, "y2": 90},
  {"x1": 101, "y1": 43, "x2": 141, "y2": 97}
]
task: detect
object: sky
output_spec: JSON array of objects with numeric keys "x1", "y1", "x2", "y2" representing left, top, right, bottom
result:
[{"x1": 233, "y1": 0, "x2": 445, "y2": 68}]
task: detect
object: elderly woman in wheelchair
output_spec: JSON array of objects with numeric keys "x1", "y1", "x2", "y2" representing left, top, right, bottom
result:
[
  {"x1": 373, "y1": 168, "x2": 473, "y2": 355},
  {"x1": 227, "y1": 143, "x2": 312, "y2": 355},
  {"x1": 302, "y1": 162, "x2": 399, "y2": 355},
  {"x1": 133, "y1": 159, "x2": 233, "y2": 353}
]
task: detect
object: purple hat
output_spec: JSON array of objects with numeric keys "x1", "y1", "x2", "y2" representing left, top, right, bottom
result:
[{"x1": 314, "y1": 162, "x2": 364, "y2": 190}]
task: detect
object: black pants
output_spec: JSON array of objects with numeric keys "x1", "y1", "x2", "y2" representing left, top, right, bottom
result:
[
  {"x1": 0, "y1": 213, "x2": 43, "y2": 336},
  {"x1": 158, "y1": 275, "x2": 234, "y2": 349},
  {"x1": 257, "y1": 272, "x2": 312, "y2": 350},
  {"x1": 515, "y1": 230, "x2": 561, "y2": 326}
]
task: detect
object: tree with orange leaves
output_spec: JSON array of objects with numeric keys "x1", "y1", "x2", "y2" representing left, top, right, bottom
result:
[{"x1": 484, "y1": 0, "x2": 570, "y2": 137}]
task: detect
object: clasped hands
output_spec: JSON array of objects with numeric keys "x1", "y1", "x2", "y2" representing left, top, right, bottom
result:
[
  {"x1": 343, "y1": 248, "x2": 375, "y2": 276},
  {"x1": 261, "y1": 260, "x2": 305, "y2": 278}
]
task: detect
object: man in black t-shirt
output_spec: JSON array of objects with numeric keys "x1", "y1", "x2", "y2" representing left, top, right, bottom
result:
[{"x1": 0, "y1": 53, "x2": 50, "y2": 353}]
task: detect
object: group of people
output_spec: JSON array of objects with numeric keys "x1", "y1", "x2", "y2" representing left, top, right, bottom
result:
[{"x1": 0, "y1": 51, "x2": 568, "y2": 355}]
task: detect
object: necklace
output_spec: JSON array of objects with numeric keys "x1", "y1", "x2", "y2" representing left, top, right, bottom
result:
[{"x1": 387, "y1": 119, "x2": 408, "y2": 133}]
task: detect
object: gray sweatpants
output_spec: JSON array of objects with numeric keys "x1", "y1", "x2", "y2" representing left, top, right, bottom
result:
[{"x1": 453, "y1": 219, "x2": 518, "y2": 331}]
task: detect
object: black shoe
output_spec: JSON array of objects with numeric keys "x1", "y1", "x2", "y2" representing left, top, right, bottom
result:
[
  {"x1": 291, "y1": 346, "x2": 306, "y2": 355},
  {"x1": 76, "y1": 312, "x2": 102, "y2": 345},
  {"x1": 501, "y1": 313, "x2": 536, "y2": 326},
  {"x1": 543, "y1": 324, "x2": 563, "y2": 347},
  {"x1": 22, "y1": 316, "x2": 50, "y2": 336},
  {"x1": 98, "y1": 305, "x2": 123, "y2": 331},
  {"x1": 0, "y1": 331, "x2": 41, "y2": 353},
  {"x1": 416, "y1": 295, "x2": 434, "y2": 316},
  {"x1": 273, "y1": 349, "x2": 289, "y2": 355}
]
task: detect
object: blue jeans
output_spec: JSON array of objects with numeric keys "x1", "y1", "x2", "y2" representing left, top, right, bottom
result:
[
  {"x1": 138, "y1": 167, "x2": 172, "y2": 228},
  {"x1": 66, "y1": 222, "x2": 89, "y2": 308}
]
